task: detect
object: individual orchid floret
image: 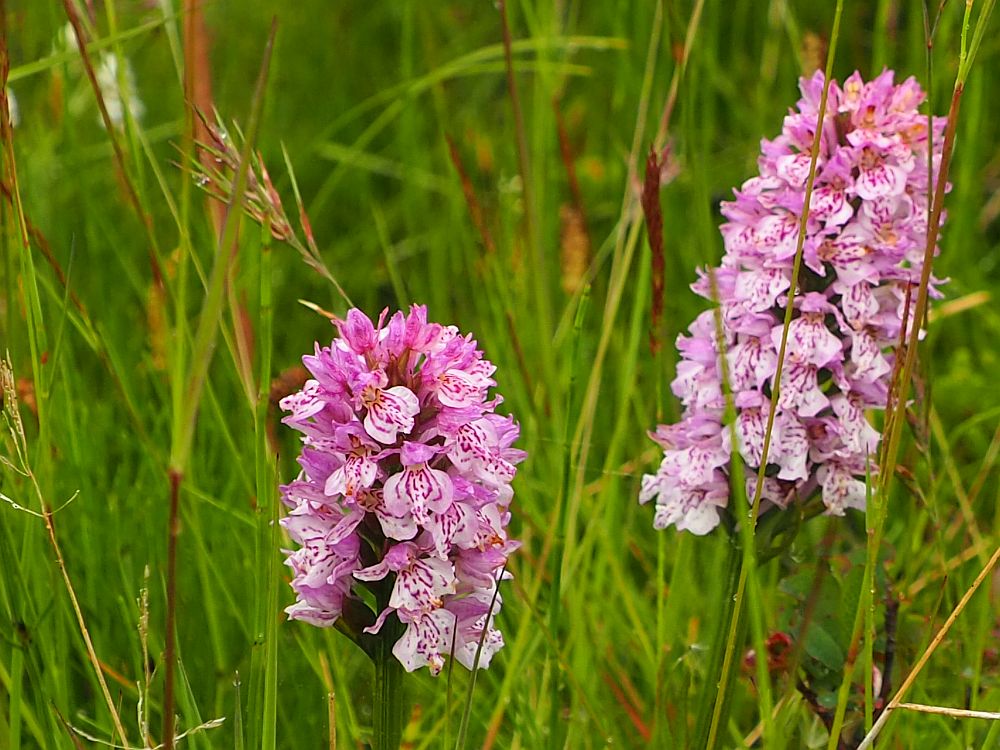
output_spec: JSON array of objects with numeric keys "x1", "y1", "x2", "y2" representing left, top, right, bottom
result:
[
  {"x1": 383, "y1": 441, "x2": 454, "y2": 524},
  {"x1": 279, "y1": 305, "x2": 523, "y2": 675},
  {"x1": 641, "y1": 69, "x2": 947, "y2": 535}
]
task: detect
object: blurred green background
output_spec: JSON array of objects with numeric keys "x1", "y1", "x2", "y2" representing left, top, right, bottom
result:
[{"x1": 2, "y1": 1, "x2": 1000, "y2": 748}]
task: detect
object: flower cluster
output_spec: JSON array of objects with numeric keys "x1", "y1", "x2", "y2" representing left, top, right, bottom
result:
[
  {"x1": 641, "y1": 70, "x2": 946, "y2": 534},
  {"x1": 279, "y1": 306, "x2": 524, "y2": 673}
]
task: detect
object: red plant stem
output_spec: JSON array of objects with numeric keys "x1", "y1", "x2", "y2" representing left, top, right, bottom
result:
[
  {"x1": 878, "y1": 82, "x2": 963, "y2": 504},
  {"x1": 498, "y1": 1, "x2": 533, "y2": 232},
  {"x1": 444, "y1": 134, "x2": 496, "y2": 254},
  {"x1": 183, "y1": 0, "x2": 224, "y2": 232},
  {"x1": 497, "y1": 0, "x2": 545, "y2": 318},
  {"x1": 61, "y1": 0, "x2": 164, "y2": 288},
  {"x1": 900, "y1": 84, "x2": 961, "y2": 402},
  {"x1": 504, "y1": 310, "x2": 537, "y2": 410},
  {"x1": 553, "y1": 98, "x2": 586, "y2": 219},
  {"x1": 641, "y1": 147, "x2": 664, "y2": 354},
  {"x1": 601, "y1": 672, "x2": 651, "y2": 742}
]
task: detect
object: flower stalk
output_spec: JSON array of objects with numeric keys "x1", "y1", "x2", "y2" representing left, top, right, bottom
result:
[
  {"x1": 641, "y1": 48, "x2": 949, "y2": 540},
  {"x1": 372, "y1": 597, "x2": 406, "y2": 750},
  {"x1": 277, "y1": 306, "x2": 523, "y2": 746}
]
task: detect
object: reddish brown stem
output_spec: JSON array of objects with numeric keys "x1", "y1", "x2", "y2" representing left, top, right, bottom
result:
[
  {"x1": 553, "y1": 98, "x2": 586, "y2": 220},
  {"x1": 880, "y1": 82, "x2": 962, "y2": 503},
  {"x1": 601, "y1": 671, "x2": 651, "y2": 742},
  {"x1": 497, "y1": 0, "x2": 539, "y2": 266},
  {"x1": 505, "y1": 310, "x2": 544, "y2": 416},
  {"x1": 641, "y1": 147, "x2": 664, "y2": 354},
  {"x1": 498, "y1": 0, "x2": 530, "y2": 201},
  {"x1": 61, "y1": 0, "x2": 164, "y2": 288},
  {"x1": 878, "y1": 596, "x2": 900, "y2": 708},
  {"x1": 183, "y1": 0, "x2": 223, "y2": 232},
  {"x1": 444, "y1": 134, "x2": 496, "y2": 254}
]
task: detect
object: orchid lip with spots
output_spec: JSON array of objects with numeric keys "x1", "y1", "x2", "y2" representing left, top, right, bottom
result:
[
  {"x1": 279, "y1": 305, "x2": 523, "y2": 674},
  {"x1": 641, "y1": 69, "x2": 947, "y2": 535}
]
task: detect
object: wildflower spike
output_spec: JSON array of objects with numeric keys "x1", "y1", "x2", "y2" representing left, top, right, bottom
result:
[
  {"x1": 279, "y1": 306, "x2": 523, "y2": 674},
  {"x1": 641, "y1": 70, "x2": 947, "y2": 534}
]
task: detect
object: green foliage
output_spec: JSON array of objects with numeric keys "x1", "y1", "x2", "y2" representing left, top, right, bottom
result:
[{"x1": 1, "y1": 1, "x2": 999, "y2": 748}]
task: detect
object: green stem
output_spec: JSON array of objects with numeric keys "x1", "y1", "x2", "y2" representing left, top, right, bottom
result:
[
  {"x1": 694, "y1": 540, "x2": 743, "y2": 750},
  {"x1": 9, "y1": 645, "x2": 22, "y2": 750},
  {"x1": 372, "y1": 619, "x2": 406, "y2": 750},
  {"x1": 547, "y1": 286, "x2": 589, "y2": 749},
  {"x1": 257, "y1": 237, "x2": 278, "y2": 750}
]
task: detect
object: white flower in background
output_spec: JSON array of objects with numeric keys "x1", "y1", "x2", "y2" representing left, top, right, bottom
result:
[
  {"x1": 58, "y1": 21, "x2": 80, "y2": 53},
  {"x1": 54, "y1": 22, "x2": 145, "y2": 130},
  {"x1": 7, "y1": 89, "x2": 17, "y2": 127},
  {"x1": 95, "y1": 52, "x2": 144, "y2": 128}
]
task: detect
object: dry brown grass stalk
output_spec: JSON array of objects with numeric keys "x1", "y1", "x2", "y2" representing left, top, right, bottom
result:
[{"x1": 1, "y1": 358, "x2": 131, "y2": 744}]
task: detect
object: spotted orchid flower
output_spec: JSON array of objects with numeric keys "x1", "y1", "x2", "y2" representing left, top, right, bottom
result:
[
  {"x1": 355, "y1": 542, "x2": 457, "y2": 615},
  {"x1": 642, "y1": 69, "x2": 946, "y2": 533},
  {"x1": 355, "y1": 371, "x2": 420, "y2": 444},
  {"x1": 322, "y1": 425, "x2": 381, "y2": 499},
  {"x1": 279, "y1": 305, "x2": 523, "y2": 674},
  {"x1": 447, "y1": 590, "x2": 506, "y2": 670},
  {"x1": 392, "y1": 607, "x2": 454, "y2": 675},
  {"x1": 383, "y1": 441, "x2": 454, "y2": 523}
]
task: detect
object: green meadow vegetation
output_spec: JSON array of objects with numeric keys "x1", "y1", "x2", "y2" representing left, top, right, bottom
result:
[{"x1": 2, "y1": 1, "x2": 1000, "y2": 748}]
